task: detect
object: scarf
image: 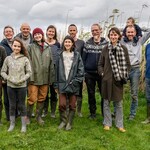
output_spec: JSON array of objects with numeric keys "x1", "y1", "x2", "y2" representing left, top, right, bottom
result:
[{"x1": 108, "y1": 42, "x2": 128, "y2": 82}]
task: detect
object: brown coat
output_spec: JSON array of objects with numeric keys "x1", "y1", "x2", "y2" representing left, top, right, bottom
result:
[{"x1": 98, "y1": 45, "x2": 131, "y2": 101}]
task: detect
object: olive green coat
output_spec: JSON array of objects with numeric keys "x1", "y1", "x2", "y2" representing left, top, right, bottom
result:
[{"x1": 28, "y1": 42, "x2": 55, "y2": 85}]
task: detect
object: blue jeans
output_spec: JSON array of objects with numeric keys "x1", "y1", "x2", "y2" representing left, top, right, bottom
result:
[
  {"x1": 129, "y1": 67, "x2": 140, "y2": 117},
  {"x1": 145, "y1": 78, "x2": 150, "y2": 105}
]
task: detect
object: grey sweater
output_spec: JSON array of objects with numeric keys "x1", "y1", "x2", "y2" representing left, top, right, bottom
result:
[{"x1": 1, "y1": 53, "x2": 32, "y2": 88}]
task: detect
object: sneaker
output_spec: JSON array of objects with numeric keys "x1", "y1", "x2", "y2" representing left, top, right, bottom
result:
[
  {"x1": 41, "y1": 112, "x2": 47, "y2": 118},
  {"x1": 103, "y1": 126, "x2": 110, "y2": 131},
  {"x1": 88, "y1": 114, "x2": 96, "y2": 119},
  {"x1": 141, "y1": 118, "x2": 150, "y2": 124},
  {"x1": 118, "y1": 128, "x2": 126, "y2": 133},
  {"x1": 128, "y1": 115, "x2": 135, "y2": 121}
]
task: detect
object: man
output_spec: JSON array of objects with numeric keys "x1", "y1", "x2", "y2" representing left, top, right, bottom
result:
[
  {"x1": 121, "y1": 25, "x2": 150, "y2": 120},
  {"x1": 82, "y1": 23, "x2": 108, "y2": 119},
  {"x1": 15, "y1": 23, "x2": 33, "y2": 48},
  {"x1": 68, "y1": 24, "x2": 85, "y2": 117}
]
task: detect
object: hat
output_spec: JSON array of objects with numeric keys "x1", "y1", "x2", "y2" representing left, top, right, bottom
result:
[{"x1": 32, "y1": 28, "x2": 44, "y2": 36}]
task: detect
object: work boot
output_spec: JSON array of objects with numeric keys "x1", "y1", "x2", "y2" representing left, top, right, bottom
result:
[
  {"x1": 58, "y1": 111, "x2": 67, "y2": 129},
  {"x1": 66, "y1": 111, "x2": 75, "y2": 131},
  {"x1": 21, "y1": 116, "x2": 27, "y2": 133},
  {"x1": 8, "y1": 116, "x2": 15, "y2": 132},
  {"x1": 141, "y1": 105, "x2": 150, "y2": 124},
  {"x1": 26, "y1": 104, "x2": 34, "y2": 125},
  {"x1": 77, "y1": 97, "x2": 83, "y2": 117},
  {"x1": 36, "y1": 102, "x2": 44, "y2": 125},
  {"x1": 50, "y1": 101, "x2": 57, "y2": 118}
]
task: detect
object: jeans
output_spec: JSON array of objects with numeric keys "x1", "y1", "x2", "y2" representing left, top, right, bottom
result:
[
  {"x1": 129, "y1": 67, "x2": 140, "y2": 117},
  {"x1": 145, "y1": 78, "x2": 150, "y2": 105}
]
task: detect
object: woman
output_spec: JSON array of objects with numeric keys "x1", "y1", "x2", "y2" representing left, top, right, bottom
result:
[
  {"x1": 42, "y1": 25, "x2": 60, "y2": 118},
  {"x1": 27, "y1": 27, "x2": 55, "y2": 125},
  {"x1": 0, "y1": 25, "x2": 14, "y2": 121},
  {"x1": 54, "y1": 35, "x2": 84, "y2": 130},
  {"x1": 98, "y1": 27, "x2": 131, "y2": 132},
  {"x1": 1, "y1": 38, "x2": 32, "y2": 132}
]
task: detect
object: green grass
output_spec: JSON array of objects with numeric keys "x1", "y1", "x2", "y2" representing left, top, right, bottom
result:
[{"x1": 0, "y1": 87, "x2": 150, "y2": 150}]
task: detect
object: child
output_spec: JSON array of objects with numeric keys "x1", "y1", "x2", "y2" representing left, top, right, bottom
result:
[
  {"x1": 1, "y1": 38, "x2": 32, "y2": 132},
  {"x1": 27, "y1": 28, "x2": 55, "y2": 125},
  {"x1": 123, "y1": 17, "x2": 142, "y2": 43},
  {"x1": 98, "y1": 27, "x2": 131, "y2": 132},
  {"x1": 54, "y1": 35, "x2": 84, "y2": 130}
]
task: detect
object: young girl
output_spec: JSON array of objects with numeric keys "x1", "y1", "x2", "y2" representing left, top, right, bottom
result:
[
  {"x1": 98, "y1": 27, "x2": 131, "y2": 132},
  {"x1": 42, "y1": 25, "x2": 60, "y2": 118},
  {"x1": 1, "y1": 38, "x2": 32, "y2": 132},
  {"x1": 54, "y1": 35, "x2": 84, "y2": 130},
  {"x1": 27, "y1": 27, "x2": 55, "y2": 125}
]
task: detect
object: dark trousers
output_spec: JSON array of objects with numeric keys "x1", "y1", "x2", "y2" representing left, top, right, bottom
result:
[
  {"x1": 7, "y1": 86, "x2": 27, "y2": 116},
  {"x1": 43, "y1": 85, "x2": 57, "y2": 112},
  {"x1": 2, "y1": 84, "x2": 10, "y2": 120},
  {"x1": 0, "y1": 80, "x2": 3, "y2": 116},
  {"x1": 85, "y1": 73, "x2": 103, "y2": 115},
  {"x1": 59, "y1": 93, "x2": 76, "y2": 112}
]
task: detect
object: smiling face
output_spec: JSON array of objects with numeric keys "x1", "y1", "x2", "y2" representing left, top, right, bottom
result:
[
  {"x1": 64, "y1": 39, "x2": 73, "y2": 52},
  {"x1": 46, "y1": 27, "x2": 55, "y2": 39},
  {"x1": 33, "y1": 33, "x2": 43, "y2": 42},
  {"x1": 109, "y1": 30, "x2": 120, "y2": 45},
  {"x1": 4, "y1": 27, "x2": 14, "y2": 40},
  {"x1": 126, "y1": 26, "x2": 136, "y2": 41},
  {"x1": 12, "y1": 40, "x2": 21, "y2": 55},
  {"x1": 20, "y1": 24, "x2": 31, "y2": 37}
]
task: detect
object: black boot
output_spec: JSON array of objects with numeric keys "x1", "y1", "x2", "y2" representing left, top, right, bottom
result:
[
  {"x1": 0, "y1": 110, "x2": 2, "y2": 125},
  {"x1": 26, "y1": 104, "x2": 34, "y2": 124},
  {"x1": 66, "y1": 111, "x2": 75, "y2": 131},
  {"x1": 77, "y1": 97, "x2": 82, "y2": 117},
  {"x1": 50, "y1": 101, "x2": 57, "y2": 118},
  {"x1": 36, "y1": 102, "x2": 44, "y2": 125},
  {"x1": 58, "y1": 111, "x2": 67, "y2": 129}
]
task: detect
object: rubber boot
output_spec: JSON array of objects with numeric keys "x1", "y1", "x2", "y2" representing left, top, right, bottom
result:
[
  {"x1": 8, "y1": 116, "x2": 15, "y2": 132},
  {"x1": 77, "y1": 97, "x2": 82, "y2": 117},
  {"x1": 0, "y1": 111, "x2": 2, "y2": 125},
  {"x1": 26, "y1": 104, "x2": 34, "y2": 125},
  {"x1": 141, "y1": 105, "x2": 150, "y2": 124},
  {"x1": 36, "y1": 102, "x2": 44, "y2": 125},
  {"x1": 21, "y1": 116, "x2": 26, "y2": 133},
  {"x1": 58, "y1": 111, "x2": 67, "y2": 129},
  {"x1": 50, "y1": 100, "x2": 57, "y2": 118},
  {"x1": 66, "y1": 111, "x2": 75, "y2": 131}
]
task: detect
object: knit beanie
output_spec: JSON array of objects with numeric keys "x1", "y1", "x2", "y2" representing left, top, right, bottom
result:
[{"x1": 32, "y1": 28, "x2": 44, "y2": 36}]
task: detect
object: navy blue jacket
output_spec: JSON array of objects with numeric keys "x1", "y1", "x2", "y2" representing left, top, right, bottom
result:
[
  {"x1": 0, "y1": 39, "x2": 13, "y2": 56},
  {"x1": 82, "y1": 37, "x2": 108, "y2": 73},
  {"x1": 145, "y1": 43, "x2": 150, "y2": 78}
]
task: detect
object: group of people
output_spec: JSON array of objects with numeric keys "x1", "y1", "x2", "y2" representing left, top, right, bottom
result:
[{"x1": 0, "y1": 16, "x2": 150, "y2": 133}]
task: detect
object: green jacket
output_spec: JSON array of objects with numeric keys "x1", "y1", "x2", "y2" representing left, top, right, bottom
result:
[
  {"x1": 54, "y1": 50, "x2": 84, "y2": 95},
  {"x1": 1, "y1": 53, "x2": 32, "y2": 88},
  {"x1": 28, "y1": 42, "x2": 55, "y2": 85}
]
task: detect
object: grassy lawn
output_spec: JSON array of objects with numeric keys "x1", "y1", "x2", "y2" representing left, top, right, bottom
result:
[{"x1": 0, "y1": 86, "x2": 150, "y2": 150}]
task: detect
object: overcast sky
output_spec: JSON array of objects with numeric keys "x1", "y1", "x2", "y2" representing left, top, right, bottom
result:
[{"x1": 0, "y1": 0, "x2": 150, "y2": 37}]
